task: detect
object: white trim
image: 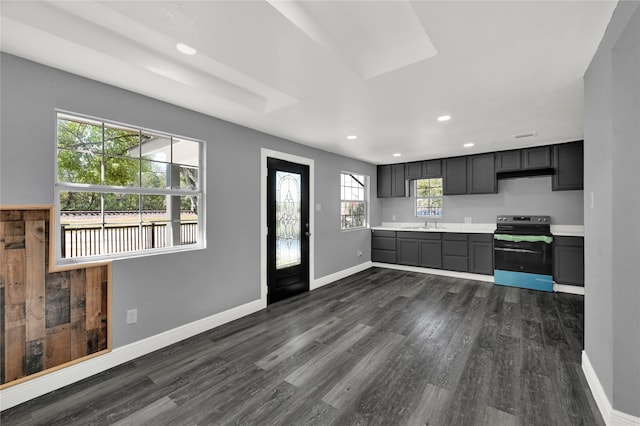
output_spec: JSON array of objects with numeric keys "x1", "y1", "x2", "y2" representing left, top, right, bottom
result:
[
  {"x1": 553, "y1": 283, "x2": 585, "y2": 295},
  {"x1": 260, "y1": 149, "x2": 315, "y2": 304},
  {"x1": 0, "y1": 298, "x2": 265, "y2": 411},
  {"x1": 372, "y1": 262, "x2": 494, "y2": 282},
  {"x1": 582, "y1": 351, "x2": 640, "y2": 426},
  {"x1": 311, "y1": 261, "x2": 372, "y2": 290}
]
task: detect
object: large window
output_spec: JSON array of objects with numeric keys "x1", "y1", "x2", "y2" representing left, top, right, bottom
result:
[
  {"x1": 340, "y1": 172, "x2": 368, "y2": 230},
  {"x1": 416, "y1": 178, "x2": 443, "y2": 217},
  {"x1": 55, "y1": 112, "x2": 204, "y2": 263}
]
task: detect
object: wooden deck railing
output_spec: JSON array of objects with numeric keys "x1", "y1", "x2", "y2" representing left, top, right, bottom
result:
[{"x1": 60, "y1": 222, "x2": 198, "y2": 258}]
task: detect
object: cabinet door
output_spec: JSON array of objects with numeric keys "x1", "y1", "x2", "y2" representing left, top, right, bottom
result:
[
  {"x1": 467, "y1": 153, "x2": 497, "y2": 194},
  {"x1": 495, "y1": 150, "x2": 522, "y2": 172},
  {"x1": 469, "y1": 241, "x2": 494, "y2": 275},
  {"x1": 397, "y1": 239, "x2": 420, "y2": 266},
  {"x1": 377, "y1": 165, "x2": 392, "y2": 197},
  {"x1": 391, "y1": 164, "x2": 406, "y2": 197},
  {"x1": 424, "y1": 160, "x2": 442, "y2": 177},
  {"x1": 523, "y1": 146, "x2": 551, "y2": 169},
  {"x1": 419, "y1": 239, "x2": 442, "y2": 269},
  {"x1": 406, "y1": 161, "x2": 424, "y2": 180},
  {"x1": 553, "y1": 237, "x2": 584, "y2": 286},
  {"x1": 553, "y1": 141, "x2": 584, "y2": 191},
  {"x1": 443, "y1": 157, "x2": 467, "y2": 195}
]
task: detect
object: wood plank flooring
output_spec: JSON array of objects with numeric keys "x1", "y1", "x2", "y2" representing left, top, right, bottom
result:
[{"x1": 1, "y1": 268, "x2": 603, "y2": 425}]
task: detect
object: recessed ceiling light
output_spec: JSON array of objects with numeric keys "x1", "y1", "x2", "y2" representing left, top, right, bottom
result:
[
  {"x1": 176, "y1": 43, "x2": 197, "y2": 55},
  {"x1": 437, "y1": 115, "x2": 452, "y2": 122},
  {"x1": 393, "y1": 153, "x2": 402, "y2": 157},
  {"x1": 346, "y1": 135, "x2": 358, "y2": 140},
  {"x1": 463, "y1": 143, "x2": 474, "y2": 148}
]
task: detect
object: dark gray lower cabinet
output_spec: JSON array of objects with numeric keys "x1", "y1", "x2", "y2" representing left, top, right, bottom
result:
[
  {"x1": 468, "y1": 234, "x2": 494, "y2": 275},
  {"x1": 553, "y1": 236, "x2": 584, "y2": 286},
  {"x1": 372, "y1": 230, "x2": 397, "y2": 263},
  {"x1": 397, "y1": 232, "x2": 442, "y2": 268},
  {"x1": 442, "y1": 233, "x2": 468, "y2": 272},
  {"x1": 373, "y1": 230, "x2": 494, "y2": 276}
]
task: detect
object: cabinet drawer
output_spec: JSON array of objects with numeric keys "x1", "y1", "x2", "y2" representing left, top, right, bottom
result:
[
  {"x1": 554, "y1": 236, "x2": 584, "y2": 247},
  {"x1": 443, "y1": 233, "x2": 468, "y2": 241},
  {"x1": 371, "y1": 230, "x2": 396, "y2": 238},
  {"x1": 397, "y1": 231, "x2": 441, "y2": 240},
  {"x1": 372, "y1": 249, "x2": 397, "y2": 264},
  {"x1": 469, "y1": 233, "x2": 493, "y2": 243},
  {"x1": 372, "y1": 237, "x2": 396, "y2": 251}
]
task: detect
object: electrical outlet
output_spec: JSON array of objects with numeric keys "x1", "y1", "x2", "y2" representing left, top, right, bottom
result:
[
  {"x1": 126, "y1": 309, "x2": 138, "y2": 324},
  {"x1": 392, "y1": 214, "x2": 397, "y2": 221},
  {"x1": 357, "y1": 250, "x2": 363, "y2": 257}
]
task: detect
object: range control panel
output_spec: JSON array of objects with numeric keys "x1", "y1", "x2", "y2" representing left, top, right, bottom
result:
[{"x1": 496, "y1": 215, "x2": 551, "y2": 224}]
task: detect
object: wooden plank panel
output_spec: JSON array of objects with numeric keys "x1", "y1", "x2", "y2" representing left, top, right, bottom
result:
[
  {"x1": 5, "y1": 248, "x2": 26, "y2": 305},
  {"x1": 0, "y1": 285, "x2": 5, "y2": 384},
  {"x1": 70, "y1": 269, "x2": 87, "y2": 359},
  {"x1": 5, "y1": 325, "x2": 26, "y2": 382},
  {"x1": 0, "y1": 222, "x2": 6, "y2": 288},
  {"x1": 24, "y1": 210, "x2": 49, "y2": 221},
  {"x1": 45, "y1": 324, "x2": 71, "y2": 368},
  {"x1": 85, "y1": 267, "x2": 103, "y2": 331},
  {"x1": 26, "y1": 338, "x2": 44, "y2": 375},
  {"x1": 25, "y1": 220, "x2": 46, "y2": 342},
  {"x1": 45, "y1": 272, "x2": 70, "y2": 328}
]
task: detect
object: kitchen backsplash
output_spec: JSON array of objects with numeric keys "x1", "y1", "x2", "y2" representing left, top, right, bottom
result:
[{"x1": 379, "y1": 175, "x2": 584, "y2": 225}]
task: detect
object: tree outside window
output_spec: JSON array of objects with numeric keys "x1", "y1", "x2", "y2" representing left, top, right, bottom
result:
[{"x1": 340, "y1": 172, "x2": 368, "y2": 230}]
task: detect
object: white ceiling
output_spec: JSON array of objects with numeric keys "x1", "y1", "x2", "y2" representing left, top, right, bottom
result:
[{"x1": 1, "y1": 1, "x2": 617, "y2": 164}]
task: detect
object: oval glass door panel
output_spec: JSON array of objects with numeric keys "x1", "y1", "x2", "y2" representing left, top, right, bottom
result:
[{"x1": 276, "y1": 170, "x2": 301, "y2": 269}]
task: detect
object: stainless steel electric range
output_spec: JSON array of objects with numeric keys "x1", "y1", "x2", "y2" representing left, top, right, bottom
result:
[{"x1": 494, "y1": 215, "x2": 553, "y2": 292}]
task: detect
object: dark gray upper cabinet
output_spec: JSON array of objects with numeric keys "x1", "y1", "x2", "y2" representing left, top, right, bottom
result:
[
  {"x1": 377, "y1": 164, "x2": 406, "y2": 197},
  {"x1": 377, "y1": 165, "x2": 392, "y2": 197},
  {"x1": 391, "y1": 164, "x2": 406, "y2": 197},
  {"x1": 423, "y1": 160, "x2": 442, "y2": 178},
  {"x1": 523, "y1": 146, "x2": 552, "y2": 169},
  {"x1": 467, "y1": 153, "x2": 497, "y2": 194},
  {"x1": 496, "y1": 147, "x2": 551, "y2": 172},
  {"x1": 443, "y1": 157, "x2": 467, "y2": 195},
  {"x1": 468, "y1": 234, "x2": 494, "y2": 275},
  {"x1": 406, "y1": 159, "x2": 442, "y2": 180},
  {"x1": 495, "y1": 150, "x2": 522, "y2": 172},
  {"x1": 553, "y1": 236, "x2": 584, "y2": 286},
  {"x1": 406, "y1": 161, "x2": 424, "y2": 180},
  {"x1": 552, "y1": 141, "x2": 584, "y2": 191}
]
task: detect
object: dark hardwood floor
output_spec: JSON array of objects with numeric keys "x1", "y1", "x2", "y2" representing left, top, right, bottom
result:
[{"x1": 1, "y1": 268, "x2": 603, "y2": 425}]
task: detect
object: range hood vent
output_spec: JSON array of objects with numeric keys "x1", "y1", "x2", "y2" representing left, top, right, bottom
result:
[{"x1": 496, "y1": 167, "x2": 555, "y2": 180}]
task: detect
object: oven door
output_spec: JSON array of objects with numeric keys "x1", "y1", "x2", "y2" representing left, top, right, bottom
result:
[{"x1": 494, "y1": 235, "x2": 553, "y2": 276}]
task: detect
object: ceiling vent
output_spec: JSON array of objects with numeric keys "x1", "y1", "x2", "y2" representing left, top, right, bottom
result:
[{"x1": 514, "y1": 131, "x2": 537, "y2": 139}]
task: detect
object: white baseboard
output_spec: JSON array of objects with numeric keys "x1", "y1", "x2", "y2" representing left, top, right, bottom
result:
[
  {"x1": 311, "y1": 261, "x2": 372, "y2": 290},
  {"x1": 582, "y1": 351, "x2": 640, "y2": 425},
  {"x1": 371, "y1": 262, "x2": 494, "y2": 283},
  {"x1": 0, "y1": 299, "x2": 266, "y2": 411},
  {"x1": 554, "y1": 283, "x2": 585, "y2": 295}
]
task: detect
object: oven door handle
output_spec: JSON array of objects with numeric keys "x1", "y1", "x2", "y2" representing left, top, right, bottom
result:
[{"x1": 494, "y1": 247, "x2": 540, "y2": 254}]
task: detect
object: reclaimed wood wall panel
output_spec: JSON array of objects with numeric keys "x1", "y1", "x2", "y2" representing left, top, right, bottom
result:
[{"x1": 0, "y1": 207, "x2": 111, "y2": 388}]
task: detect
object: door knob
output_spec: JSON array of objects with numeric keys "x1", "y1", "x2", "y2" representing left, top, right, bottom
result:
[{"x1": 305, "y1": 232, "x2": 311, "y2": 237}]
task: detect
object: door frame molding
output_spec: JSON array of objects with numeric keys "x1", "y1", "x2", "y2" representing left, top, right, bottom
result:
[{"x1": 260, "y1": 148, "x2": 314, "y2": 304}]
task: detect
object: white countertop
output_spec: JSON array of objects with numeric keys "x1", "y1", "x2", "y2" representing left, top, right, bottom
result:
[{"x1": 373, "y1": 222, "x2": 584, "y2": 237}]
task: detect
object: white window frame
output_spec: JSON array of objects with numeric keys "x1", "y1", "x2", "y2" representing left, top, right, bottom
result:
[
  {"x1": 340, "y1": 171, "x2": 369, "y2": 231},
  {"x1": 54, "y1": 110, "x2": 206, "y2": 266},
  {"x1": 415, "y1": 178, "x2": 443, "y2": 218}
]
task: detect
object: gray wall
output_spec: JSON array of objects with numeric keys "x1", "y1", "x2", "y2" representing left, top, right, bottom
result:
[
  {"x1": 584, "y1": 1, "x2": 640, "y2": 417},
  {"x1": 0, "y1": 54, "x2": 380, "y2": 348},
  {"x1": 380, "y1": 175, "x2": 584, "y2": 225}
]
